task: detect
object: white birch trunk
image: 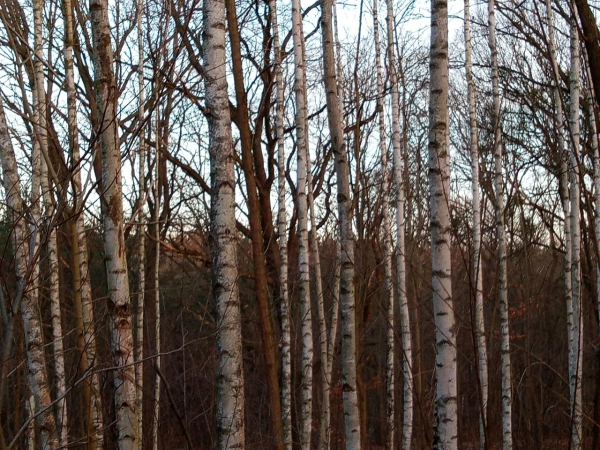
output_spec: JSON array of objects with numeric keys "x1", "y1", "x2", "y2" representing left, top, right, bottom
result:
[
  {"x1": 291, "y1": 1, "x2": 314, "y2": 447},
  {"x1": 464, "y1": 0, "x2": 488, "y2": 446},
  {"x1": 544, "y1": 9, "x2": 574, "y2": 445},
  {"x1": 135, "y1": 0, "x2": 146, "y2": 447},
  {"x1": 488, "y1": 0, "x2": 512, "y2": 447},
  {"x1": 429, "y1": 0, "x2": 458, "y2": 448},
  {"x1": 0, "y1": 96, "x2": 58, "y2": 450},
  {"x1": 386, "y1": 1, "x2": 413, "y2": 447},
  {"x1": 569, "y1": 13, "x2": 583, "y2": 449},
  {"x1": 89, "y1": 1, "x2": 137, "y2": 448},
  {"x1": 152, "y1": 107, "x2": 162, "y2": 450},
  {"x1": 373, "y1": 2, "x2": 396, "y2": 447},
  {"x1": 306, "y1": 151, "x2": 330, "y2": 450},
  {"x1": 203, "y1": 0, "x2": 246, "y2": 445},
  {"x1": 321, "y1": 0, "x2": 361, "y2": 446},
  {"x1": 268, "y1": 0, "x2": 292, "y2": 447},
  {"x1": 33, "y1": 1, "x2": 69, "y2": 447}
]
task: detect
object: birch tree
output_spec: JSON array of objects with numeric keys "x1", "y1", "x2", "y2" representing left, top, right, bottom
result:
[
  {"x1": 89, "y1": 1, "x2": 137, "y2": 447},
  {"x1": 321, "y1": 0, "x2": 361, "y2": 446},
  {"x1": 135, "y1": 0, "x2": 146, "y2": 447},
  {"x1": 306, "y1": 149, "x2": 329, "y2": 450},
  {"x1": 488, "y1": 0, "x2": 513, "y2": 446},
  {"x1": 429, "y1": 0, "x2": 458, "y2": 447},
  {"x1": 203, "y1": 0, "x2": 245, "y2": 445},
  {"x1": 386, "y1": 0, "x2": 413, "y2": 447},
  {"x1": 152, "y1": 100, "x2": 162, "y2": 450},
  {"x1": 291, "y1": 0, "x2": 313, "y2": 444},
  {"x1": 464, "y1": 0, "x2": 488, "y2": 446},
  {"x1": 63, "y1": 0, "x2": 104, "y2": 444},
  {"x1": 0, "y1": 95, "x2": 58, "y2": 450},
  {"x1": 32, "y1": 1, "x2": 68, "y2": 446},
  {"x1": 543, "y1": 9, "x2": 575, "y2": 449},
  {"x1": 568, "y1": 11, "x2": 583, "y2": 448},
  {"x1": 269, "y1": 0, "x2": 292, "y2": 446},
  {"x1": 372, "y1": 1, "x2": 396, "y2": 447}
]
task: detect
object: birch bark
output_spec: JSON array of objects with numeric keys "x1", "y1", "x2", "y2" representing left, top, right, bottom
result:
[
  {"x1": 135, "y1": 0, "x2": 146, "y2": 447},
  {"x1": 321, "y1": 0, "x2": 361, "y2": 446},
  {"x1": 464, "y1": 0, "x2": 488, "y2": 446},
  {"x1": 268, "y1": 0, "x2": 292, "y2": 447},
  {"x1": 568, "y1": 13, "x2": 583, "y2": 449},
  {"x1": 203, "y1": 0, "x2": 246, "y2": 446},
  {"x1": 488, "y1": 1, "x2": 512, "y2": 447},
  {"x1": 89, "y1": 1, "x2": 137, "y2": 448},
  {"x1": 291, "y1": 0, "x2": 313, "y2": 444},
  {"x1": 152, "y1": 105, "x2": 162, "y2": 450},
  {"x1": 386, "y1": 1, "x2": 413, "y2": 447},
  {"x1": 33, "y1": 1, "x2": 69, "y2": 447},
  {"x1": 306, "y1": 151, "x2": 329, "y2": 450},
  {"x1": 429, "y1": 0, "x2": 458, "y2": 447},
  {"x1": 544, "y1": 9, "x2": 573, "y2": 445},
  {"x1": 0, "y1": 96, "x2": 58, "y2": 450},
  {"x1": 373, "y1": 2, "x2": 396, "y2": 447}
]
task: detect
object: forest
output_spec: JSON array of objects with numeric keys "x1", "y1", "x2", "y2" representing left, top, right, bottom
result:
[{"x1": 1, "y1": 0, "x2": 600, "y2": 448}]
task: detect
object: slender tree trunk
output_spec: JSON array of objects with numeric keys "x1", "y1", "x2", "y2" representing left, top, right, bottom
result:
[
  {"x1": 464, "y1": 0, "x2": 488, "y2": 447},
  {"x1": 152, "y1": 104, "x2": 162, "y2": 450},
  {"x1": 321, "y1": 0, "x2": 361, "y2": 447},
  {"x1": 89, "y1": 1, "x2": 137, "y2": 448},
  {"x1": 385, "y1": 1, "x2": 413, "y2": 448},
  {"x1": 63, "y1": 0, "x2": 105, "y2": 445},
  {"x1": 33, "y1": 1, "x2": 69, "y2": 447},
  {"x1": 306, "y1": 150, "x2": 329, "y2": 450},
  {"x1": 269, "y1": 0, "x2": 292, "y2": 446},
  {"x1": 429, "y1": 0, "x2": 458, "y2": 448},
  {"x1": 291, "y1": 1, "x2": 313, "y2": 445},
  {"x1": 135, "y1": 0, "x2": 146, "y2": 447},
  {"x1": 64, "y1": 5, "x2": 104, "y2": 443},
  {"x1": 223, "y1": 2, "x2": 283, "y2": 445},
  {"x1": 569, "y1": 12, "x2": 583, "y2": 449},
  {"x1": 26, "y1": 395, "x2": 35, "y2": 450},
  {"x1": 488, "y1": 0, "x2": 512, "y2": 447},
  {"x1": 372, "y1": 1, "x2": 396, "y2": 447},
  {"x1": 544, "y1": 8, "x2": 575, "y2": 449},
  {"x1": 203, "y1": 0, "x2": 245, "y2": 446},
  {"x1": 0, "y1": 96, "x2": 58, "y2": 450},
  {"x1": 589, "y1": 69, "x2": 600, "y2": 335}
]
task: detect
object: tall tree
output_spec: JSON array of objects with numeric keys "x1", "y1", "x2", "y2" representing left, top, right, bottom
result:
[
  {"x1": 33, "y1": 0, "x2": 68, "y2": 446},
  {"x1": 321, "y1": 0, "x2": 361, "y2": 447},
  {"x1": 429, "y1": 0, "x2": 458, "y2": 447},
  {"x1": 269, "y1": 0, "x2": 292, "y2": 447},
  {"x1": 223, "y1": 1, "x2": 283, "y2": 444},
  {"x1": 135, "y1": 0, "x2": 146, "y2": 447},
  {"x1": 0, "y1": 95, "x2": 58, "y2": 450},
  {"x1": 89, "y1": 0, "x2": 137, "y2": 448},
  {"x1": 63, "y1": 0, "x2": 104, "y2": 444},
  {"x1": 386, "y1": 1, "x2": 414, "y2": 448},
  {"x1": 373, "y1": 0, "x2": 396, "y2": 447},
  {"x1": 152, "y1": 106, "x2": 162, "y2": 450},
  {"x1": 203, "y1": 0, "x2": 246, "y2": 446},
  {"x1": 488, "y1": 0, "x2": 512, "y2": 446},
  {"x1": 464, "y1": 0, "x2": 488, "y2": 446},
  {"x1": 568, "y1": 9, "x2": 583, "y2": 448},
  {"x1": 291, "y1": 0, "x2": 313, "y2": 444}
]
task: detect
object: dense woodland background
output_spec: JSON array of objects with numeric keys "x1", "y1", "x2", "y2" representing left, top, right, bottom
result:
[{"x1": 2, "y1": 0, "x2": 600, "y2": 448}]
